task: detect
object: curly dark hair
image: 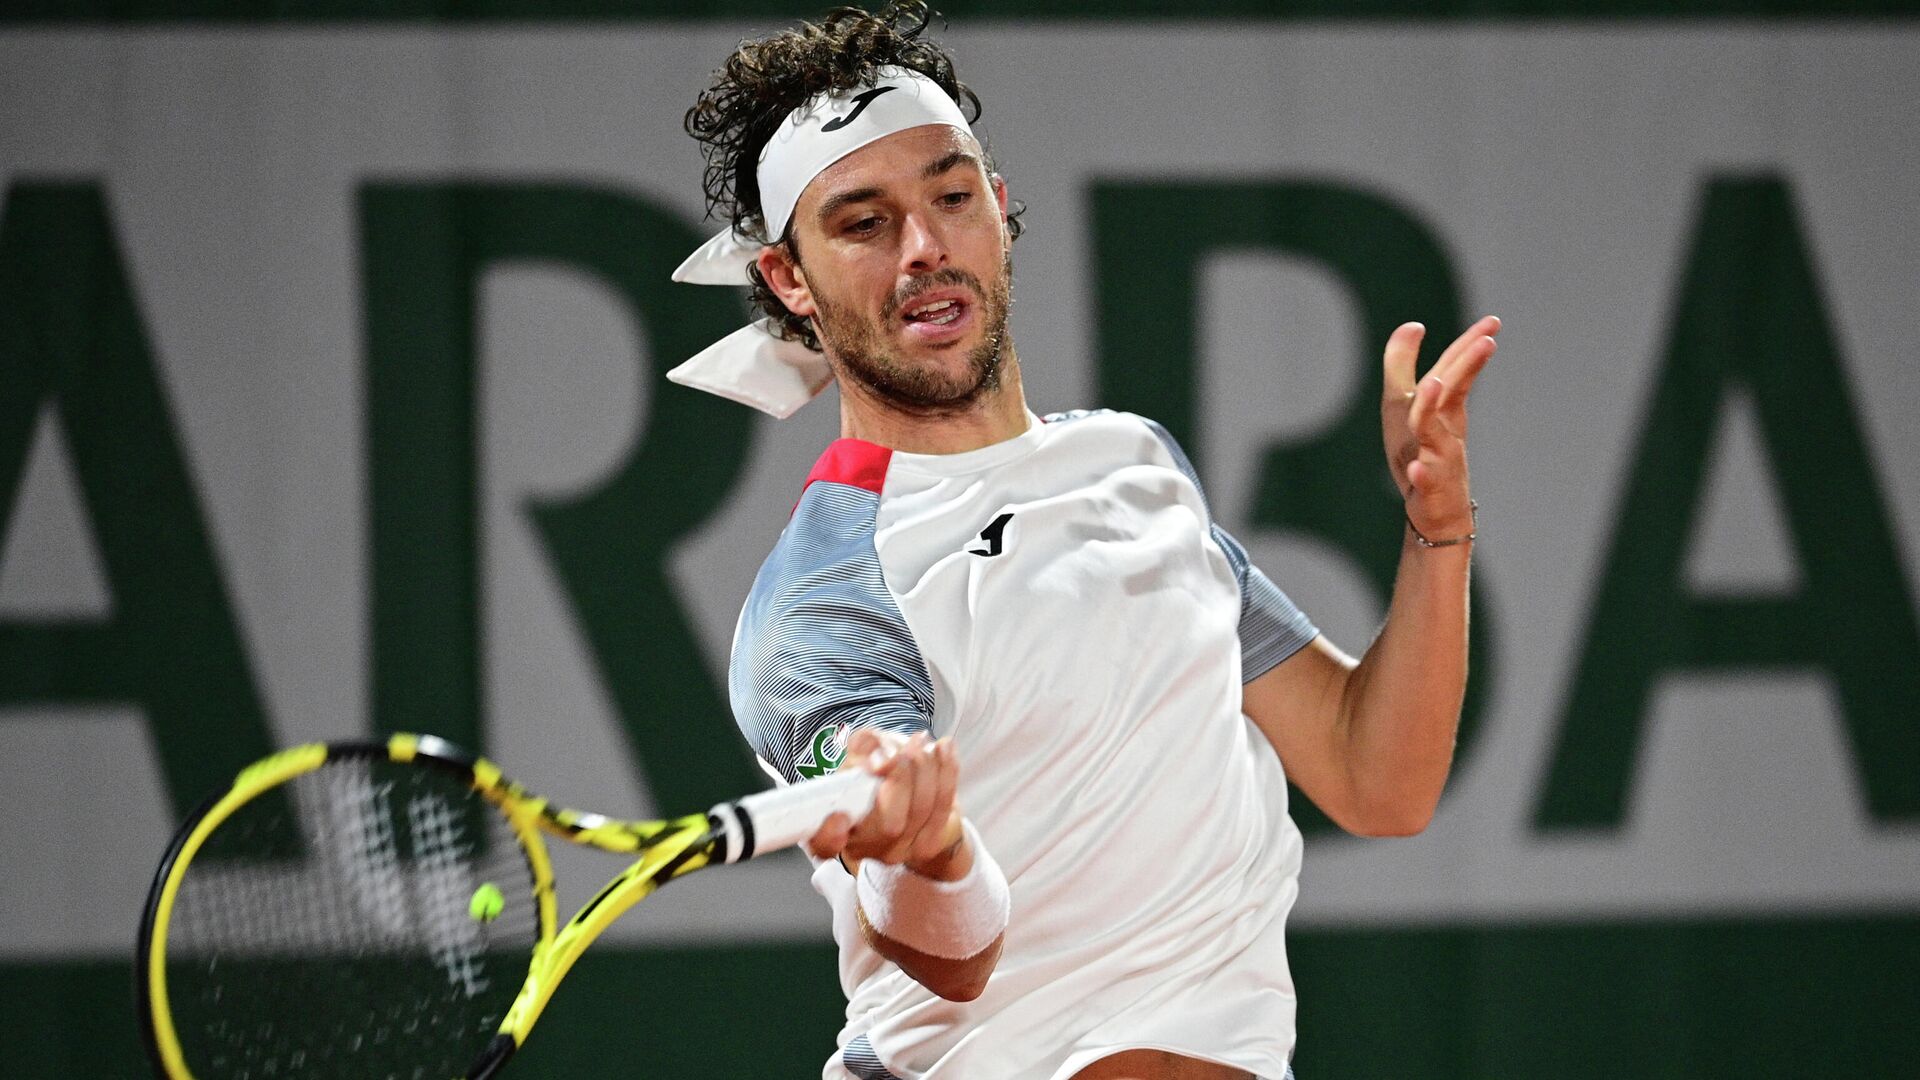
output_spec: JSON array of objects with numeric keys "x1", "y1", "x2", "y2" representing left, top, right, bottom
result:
[{"x1": 684, "y1": 1, "x2": 1024, "y2": 352}]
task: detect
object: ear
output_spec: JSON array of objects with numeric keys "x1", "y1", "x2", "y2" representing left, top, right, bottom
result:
[
  {"x1": 990, "y1": 173, "x2": 1015, "y2": 250},
  {"x1": 756, "y1": 244, "x2": 816, "y2": 319}
]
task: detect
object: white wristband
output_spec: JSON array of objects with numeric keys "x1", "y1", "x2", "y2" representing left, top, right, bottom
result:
[{"x1": 855, "y1": 819, "x2": 1010, "y2": 961}]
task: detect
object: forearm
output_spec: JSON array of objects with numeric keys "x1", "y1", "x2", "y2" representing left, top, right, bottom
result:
[
  {"x1": 857, "y1": 903, "x2": 1004, "y2": 1002},
  {"x1": 1337, "y1": 525, "x2": 1472, "y2": 834},
  {"x1": 850, "y1": 821, "x2": 1008, "y2": 1001},
  {"x1": 1246, "y1": 315, "x2": 1496, "y2": 836}
]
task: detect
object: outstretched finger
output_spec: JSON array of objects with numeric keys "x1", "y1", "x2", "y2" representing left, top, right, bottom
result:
[
  {"x1": 1431, "y1": 315, "x2": 1501, "y2": 383},
  {"x1": 1406, "y1": 372, "x2": 1447, "y2": 439},
  {"x1": 1382, "y1": 322, "x2": 1425, "y2": 400},
  {"x1": 1443, "y1": 334, "x2": 1497, "y2": 406}
]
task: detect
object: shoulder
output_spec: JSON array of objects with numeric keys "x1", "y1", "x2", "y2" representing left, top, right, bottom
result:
[
  {"x1": 758, "y1": 438, "x2": 898, "y2": 586},
  {"x1": 799, "y1": 438, "x2": 894, "y2": 501},
  {"x1": 1041, "y1": 407, "x2": 1114, "y2": 426},
  {"x1": 730, "y1": 442, "x2": 935, "y2": 776},
  {"x1": 750, "y1": 493, "x2": 888, "y2": 635},
  {"x1": 1040, "y1": 408, "x2": 1181, "y2": 451},
  {"x1": 1043, "y1": 409, "x2": 1197, "y2": 481},
  {"x1": 1042, "y1": 408, "x2": 1174, "y2": 441}
]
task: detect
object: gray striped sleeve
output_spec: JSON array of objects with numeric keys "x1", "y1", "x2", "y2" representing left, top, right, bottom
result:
[
  {"x1": 841, "y1": 1034, "x2": 902, "y2": 1079},
  {"x1": 1208, "y1": 524, "x2": 1320, "y2": 681},
  {"x1": 729, "y1": 481, "x2": 935, "y2": 784}
]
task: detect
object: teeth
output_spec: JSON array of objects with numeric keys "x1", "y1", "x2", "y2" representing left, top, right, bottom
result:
[{"x1": 908, "y1": 299, "x2": 957, "y2": 319}]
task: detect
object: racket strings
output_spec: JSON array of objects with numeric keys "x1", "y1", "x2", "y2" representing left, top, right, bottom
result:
[{"x1": 162, "y1": 759, "x2": 540, "y2": 1079}]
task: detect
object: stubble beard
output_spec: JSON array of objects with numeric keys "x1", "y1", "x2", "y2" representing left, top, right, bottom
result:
[{"x1": 810, "y1": 251, "x2": 1015, "y2": 415}]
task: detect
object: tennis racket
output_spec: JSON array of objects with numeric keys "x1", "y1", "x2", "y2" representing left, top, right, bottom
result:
[{"x1": 137, "y1": 732, "x2": 878, "y2": 1078}]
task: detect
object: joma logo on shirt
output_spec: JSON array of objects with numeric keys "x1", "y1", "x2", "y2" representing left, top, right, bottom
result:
[
  {"x1": 969, "y1": 512, "x2": 1015, "y2": 557},
  {"x1": 795, "y1": 725, "x2": 849, "y2": 779}
]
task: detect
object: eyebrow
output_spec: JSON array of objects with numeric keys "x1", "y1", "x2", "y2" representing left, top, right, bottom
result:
[
  {"x1": 813, "y1": 151, "x2": 985, "y2": 227},
  {"x1": 921, "y1": 149, "x2": 980, "y2": 180},
  {"x1": 815, "y1": 185, "x2": 884, "y2": 226}
]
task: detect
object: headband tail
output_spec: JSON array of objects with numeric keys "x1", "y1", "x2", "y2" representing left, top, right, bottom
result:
[
  {"x1": 665, "y1": 319, "x2": 835, "y2": 419},
  {"x1": 673, "y1": 226, "x2": 764, "y2": 285}
]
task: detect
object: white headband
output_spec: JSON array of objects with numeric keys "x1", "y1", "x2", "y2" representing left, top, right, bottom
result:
[{"x1": 668, "y1": 67, "x2": 974, "y2": 418}]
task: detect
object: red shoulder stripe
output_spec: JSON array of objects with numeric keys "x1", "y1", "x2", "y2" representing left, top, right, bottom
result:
[{"x1": 798, "y1": 439, "x2": 893, "y2": 503}]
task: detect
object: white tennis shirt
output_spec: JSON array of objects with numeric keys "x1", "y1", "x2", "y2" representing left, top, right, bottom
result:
[{"x1": 728, "y1": 409, "x2": 1318, "y2": 1080}]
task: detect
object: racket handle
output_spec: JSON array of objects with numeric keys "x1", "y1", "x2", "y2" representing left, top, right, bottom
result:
[{"x1": 709, "y1": 769, "x2": 882, "y2": 864}]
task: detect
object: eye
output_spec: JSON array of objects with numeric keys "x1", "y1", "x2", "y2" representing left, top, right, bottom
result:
[
  {"x1": 845, "y1": 215, "x2": 883, "y2": 236},
  {"x1": 938, "y1": 191, "x2": 972, "y2": 208}
]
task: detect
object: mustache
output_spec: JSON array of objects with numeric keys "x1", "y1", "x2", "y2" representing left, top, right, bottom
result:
[{"x1": 881, "y1": 268, "x2": 984, "y2": 321}]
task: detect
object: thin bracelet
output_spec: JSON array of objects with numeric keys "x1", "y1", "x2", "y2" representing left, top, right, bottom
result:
[{"x1": 1407, "y1": 499, "x2": 1478, "y2": 548}]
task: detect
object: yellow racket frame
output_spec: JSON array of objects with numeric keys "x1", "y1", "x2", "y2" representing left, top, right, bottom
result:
[{"x1": 138, "y1": 733, "x2": 720, "y2": 1079}]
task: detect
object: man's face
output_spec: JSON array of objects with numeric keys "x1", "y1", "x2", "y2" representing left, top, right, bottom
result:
[{"x1": 764, "y1": 124, "x2": 1014, "y2": 412}]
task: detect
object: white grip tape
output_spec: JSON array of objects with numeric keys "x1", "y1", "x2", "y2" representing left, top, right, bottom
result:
[
  {"x1": 855, "y1": 819, "x2": 1010, "y2": 960},
  {"x1": 714, "y1": 769, "x2": 882, "y2": 863}
]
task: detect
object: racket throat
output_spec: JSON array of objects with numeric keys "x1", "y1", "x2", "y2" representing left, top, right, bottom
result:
[{"x1": 466, "y1": 1032, "x2": 518, "y2": 1079}]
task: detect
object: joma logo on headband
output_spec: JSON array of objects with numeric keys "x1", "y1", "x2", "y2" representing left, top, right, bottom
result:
[{"x1": 821, "y1": 86, "x2": 897, "y2": 132}]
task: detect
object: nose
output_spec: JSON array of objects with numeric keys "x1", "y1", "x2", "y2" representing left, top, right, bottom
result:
[{"x1": 899, "y1": 211, "x2": 949, "y2": 274}]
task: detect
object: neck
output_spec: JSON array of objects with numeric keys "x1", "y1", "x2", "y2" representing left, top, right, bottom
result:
[{"x1": 836, "y1": 346, "x2": 1030, "y2": 454}]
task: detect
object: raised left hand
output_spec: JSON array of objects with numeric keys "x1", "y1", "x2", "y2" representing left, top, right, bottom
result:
[{"x1": 1380, "y1": 315, "x2": 1501, "y2": 540}]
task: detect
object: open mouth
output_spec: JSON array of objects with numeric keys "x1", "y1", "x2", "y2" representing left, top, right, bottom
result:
[
  {"x1": 896, "y1": 288, "x2": 977, "y2": 343},
  {"x1": 902, "y1": 295, "x2": 969, "y2": 326}
]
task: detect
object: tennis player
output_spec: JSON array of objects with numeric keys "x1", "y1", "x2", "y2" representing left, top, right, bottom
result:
[{"x1": 670, "y1": 5, "x2": 1497, "y2": 1078}]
